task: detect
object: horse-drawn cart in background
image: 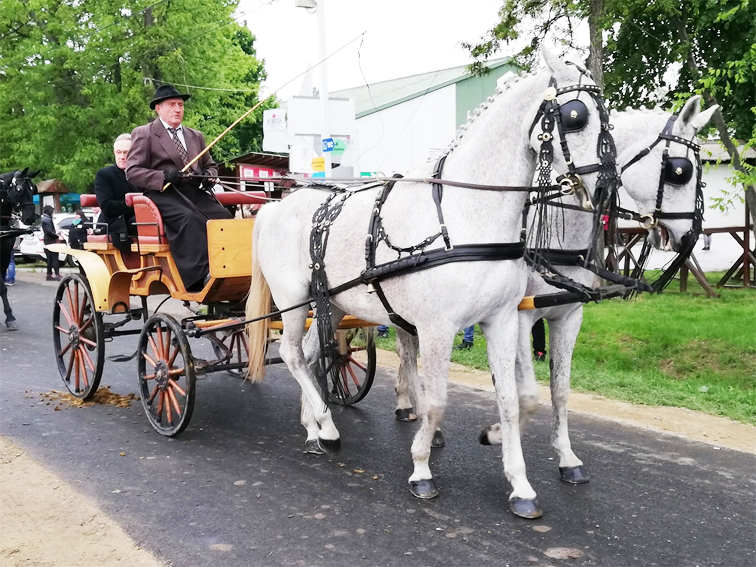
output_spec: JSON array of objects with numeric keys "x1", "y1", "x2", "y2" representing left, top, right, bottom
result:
[{"x1": 47, "y1": 190, "x2": 377, "y2": 437}]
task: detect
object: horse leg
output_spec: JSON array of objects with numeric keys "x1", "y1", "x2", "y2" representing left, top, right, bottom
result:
[
  {"x1": 548, "y1": 308, "x2": 588, "y2": 484},
  {"x1": 407, "y1": 326, "x2": 454, "y2": 498},
  {"x1": 481, "y1": 313, "x2": 541, "y2": 519},
  {"x1": 278, "y1": 306, "x2": 341, "y2": 454},
  {"x1": 479, "y1": 311, "x2": 539, "y2": 445},
  {"x1": 0, "y1": 280, "x2": 17, "y2": 330},
  {"x1": 394, "y1": 329, "x2": 418, "y2": 421}
]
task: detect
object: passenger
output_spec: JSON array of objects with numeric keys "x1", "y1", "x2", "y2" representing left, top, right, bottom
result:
[
  {"x1": 94, "y1": 133, "x2": 137, "y2": 254},
  {"x1": 126, "y1": 84, "x2": 231, "y2": 292},
  {"x1": 68, "y1": 208, "x2": 91, "y2": 250}
]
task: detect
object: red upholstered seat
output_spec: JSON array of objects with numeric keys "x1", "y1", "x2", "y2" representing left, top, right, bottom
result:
[
  {"x1": 126, "y1": 193, "x2": 166, "y2": 246},
  {"x1": 86, "y1": 234, "x2": 109, "y2": 244},
  {"x1": 80, "y1": 194, "x2": 98, "y2": 207}
]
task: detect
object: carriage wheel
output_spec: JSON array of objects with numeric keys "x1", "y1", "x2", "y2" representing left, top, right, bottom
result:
[
  {"x1": 328, "y1": 327, "x2": 377, "y2": 405},
  {"x1": 210, "y1": 330, "x2": 249, "y2": 378},
  {"x1": 52, "y1": 274, "x2": 105, "y2": 400},
  {"x1": 137, "y1": 313, "x2": 196, "y2": 437}
]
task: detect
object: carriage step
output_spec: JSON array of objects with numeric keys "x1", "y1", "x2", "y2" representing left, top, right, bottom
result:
[{"x1": 108, "y1": 350, "x2": 138, "y2": 363}]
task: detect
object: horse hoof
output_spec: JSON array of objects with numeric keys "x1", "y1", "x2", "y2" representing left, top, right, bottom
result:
[
  {"x1": 478, "y1": 427, "x2": 492, "y2": 445},
  {"x1": 431, "y1": 430, "x2": 446, "y2": 448},
  {"x1": 409, "y1": 479, "x2": 439, "y2": 499},
  {"x1": 303, "y1": 440, "x2": 325, "y2": 455},
  {"x1": 509, "y1": 497, "x2": 543, "y2": 519},
  {"x1": 395, "y1": 408, "x2": 417, "y2": 422},
  {"x1": 318, "y1": 437, "x2": 341, "y2": 455},
  {"x1": 559, "y1": 465, "x2": 589, "y2": 484},
  {"x1": 5, "y1": 321, "x2": 18, "y2": 331}
]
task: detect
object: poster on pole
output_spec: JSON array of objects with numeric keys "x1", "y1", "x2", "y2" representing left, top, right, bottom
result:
[{"x1": 262, "y1": 109, "x2": 288, "y2": 153}]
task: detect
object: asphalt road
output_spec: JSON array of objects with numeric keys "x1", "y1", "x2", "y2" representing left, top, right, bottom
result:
[{"x1": 1, "y1": 275, "x2": 754, "y2": 566}]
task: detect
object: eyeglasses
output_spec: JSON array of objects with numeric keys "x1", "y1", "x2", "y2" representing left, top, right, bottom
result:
[{"x1": 114, "y1": 150, "x2": 129, "y2": 155}]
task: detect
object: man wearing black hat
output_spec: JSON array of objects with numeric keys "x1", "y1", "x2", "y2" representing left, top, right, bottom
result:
[{"x1": 126, "y1": 84, "x2": 231, "y2": 292}]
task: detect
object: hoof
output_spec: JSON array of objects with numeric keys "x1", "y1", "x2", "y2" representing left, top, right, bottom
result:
[
  {"x1": 509, "y1": 497, "x2": 543, "y2": 519},
  {"x1": 318, "y1": 437, "x2": 341, "y2": 455},
  {"x1": 395, "y1": 408, "x2": 417, "y2": 422},
  {"x1": 5, "y1": 321, "x2": 18, "y2": 331},
  {"x1": 431, "y1": 430, "x2": 446, "y2": 448},
  {"x1": 478, "y1": 428, "x2": 492, "y2": 445},
  {"x1": 303, "y1": 439, "x2": 325, "y2": 455},
  {"x1": 409, "y1": 478, "x2": 439, "y2": 499},
  {"x1": 559, "y1": 465, "x2": 589, "y2": 484}
]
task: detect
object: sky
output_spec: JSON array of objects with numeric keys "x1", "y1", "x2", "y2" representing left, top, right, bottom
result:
[{"x1": 235, "y1": 0, "x2": 506, "y2": 100}]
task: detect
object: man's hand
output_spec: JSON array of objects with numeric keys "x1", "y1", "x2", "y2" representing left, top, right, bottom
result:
[
  {"x1": 201, "y1": 170, "x2": 219, "y2": 190},
  {"x1": 163, "y1": 169, "x2": 184, "y2": 186}
]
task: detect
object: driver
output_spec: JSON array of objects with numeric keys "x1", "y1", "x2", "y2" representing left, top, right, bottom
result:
[{"x1": 126, "y1": 84, "x2": 231, "y2": 292}]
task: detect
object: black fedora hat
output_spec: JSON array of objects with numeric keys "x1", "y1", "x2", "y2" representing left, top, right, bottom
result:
[{"x1": 150, "y1": 84, "x2": 191, "y2": 109}]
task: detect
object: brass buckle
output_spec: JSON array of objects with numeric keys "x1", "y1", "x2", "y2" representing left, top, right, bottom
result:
[{"x1": 639, "y1": 213, "x2": 658, "y2": 229}]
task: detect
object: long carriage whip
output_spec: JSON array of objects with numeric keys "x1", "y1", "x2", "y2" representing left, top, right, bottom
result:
[{"x1": 161, "y1": 31, "x2": 368, "y2": 190}]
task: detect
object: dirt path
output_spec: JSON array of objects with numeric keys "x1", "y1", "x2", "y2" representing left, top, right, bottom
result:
[{"x1": 1, "y1": 348, "x2": 752, "y2": 567}]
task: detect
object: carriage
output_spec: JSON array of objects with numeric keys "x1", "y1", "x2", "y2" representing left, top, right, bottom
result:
[{"x1": 47, "y1": 189, "x2": 379, "y2": 437}]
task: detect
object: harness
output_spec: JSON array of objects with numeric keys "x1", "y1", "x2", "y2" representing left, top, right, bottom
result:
[{"x1": 619, "y1": 114, "x2": 705, "y2": 292}]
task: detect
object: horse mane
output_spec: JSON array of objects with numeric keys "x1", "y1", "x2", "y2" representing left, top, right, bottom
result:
[{"x1": 443, "y1": 71, "x2": 529, "y2": 155}]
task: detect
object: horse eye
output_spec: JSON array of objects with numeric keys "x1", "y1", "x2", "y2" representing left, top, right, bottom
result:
[
  {"x1": 664, "y1": 157, "x2": 694, "y2": 185},
  {"x1": 560, "y1": 100, "x2": 589, "y2": 132}
]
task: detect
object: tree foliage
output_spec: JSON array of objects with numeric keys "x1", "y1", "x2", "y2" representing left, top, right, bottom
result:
[
  {"x1": 463, "y1": 0, "x2": 756, "y2": 209},
  {"x1": 0, "y1": 0, "x2": 274, "y2": 191}
]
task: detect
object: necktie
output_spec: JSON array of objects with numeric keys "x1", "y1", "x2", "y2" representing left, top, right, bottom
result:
[{"x1": 167, "y1": 127, "x2": 188, "y2": 165}]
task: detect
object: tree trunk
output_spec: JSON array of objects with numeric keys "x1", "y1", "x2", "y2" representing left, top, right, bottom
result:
[{"x1": 587, "y1": 0, "x2": 605, "y2": 90}]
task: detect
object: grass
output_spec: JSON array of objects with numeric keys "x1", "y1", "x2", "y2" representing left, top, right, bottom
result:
[{"x1": 375, "y1": 271, "x2": 756, "y2": 425}]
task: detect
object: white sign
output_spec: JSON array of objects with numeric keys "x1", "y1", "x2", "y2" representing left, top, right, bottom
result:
[
  {"x1": 262, "y1": 108, "x2": 288, "y2": 153},
  {"x1": 289, "y1": 144, "x2": 315, "y2": 174},
  {"x1": 286, "y1": 96, "x2": 355, "y2": 139}
]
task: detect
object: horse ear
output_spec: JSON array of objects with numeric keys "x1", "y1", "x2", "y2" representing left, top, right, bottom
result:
[
  {"x1": 20, "y1": 167, "x2": 29, "y2": 176},
  {"x1": 678, "y1": 95, "x2": 719, "y2": 135},
  {"x1": 541, "y1": 46, "x2": 574, "y2": 82}
]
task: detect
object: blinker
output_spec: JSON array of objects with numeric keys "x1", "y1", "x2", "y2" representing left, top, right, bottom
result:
[
  {"x1": 664, "y1": 157, "x2": 694, "y2": 185},
  {"x1": 559, "y1": 100, "x2": 589, "y2": 132}
]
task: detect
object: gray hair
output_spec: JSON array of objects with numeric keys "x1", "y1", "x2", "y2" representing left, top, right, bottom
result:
[{"x1": 113, "y1": 133, "x2": 131, "y2": 147}]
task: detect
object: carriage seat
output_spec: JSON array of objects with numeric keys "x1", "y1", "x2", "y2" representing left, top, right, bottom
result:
[
  {"x1": 214, "y1": 191, "x2": 267, "y2": 207},
  {"x1": 125, "y1": 193, "x2": 169, "y2": 252},
  {"x1": 77, "y1": 194, "x2": 112, "y2": 246}
]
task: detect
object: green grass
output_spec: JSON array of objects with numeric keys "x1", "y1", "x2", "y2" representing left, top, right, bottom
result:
[{"x1": 375, "y1": 271, "x2": 756, "y2": 425}]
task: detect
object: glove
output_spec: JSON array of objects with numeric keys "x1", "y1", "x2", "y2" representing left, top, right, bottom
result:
[
  {"x1": 163, "y1": 169, "x2": 185, "y2": 186},
  {"x1": 200, "y1": 170, "x2": 218, "y2": 190}
]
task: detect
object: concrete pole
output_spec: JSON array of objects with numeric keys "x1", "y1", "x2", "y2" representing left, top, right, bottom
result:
[{"x1": 316, "y1": 0, "x2": 332, "y2": 177}]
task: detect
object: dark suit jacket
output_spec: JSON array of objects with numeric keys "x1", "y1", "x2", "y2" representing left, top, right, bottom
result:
[
  {"x1": 93, "y1": 164, "x2": 136, "y2": 234},
  {"x1": 125, "y1": 119, "x2": 218, "y2": 191}
]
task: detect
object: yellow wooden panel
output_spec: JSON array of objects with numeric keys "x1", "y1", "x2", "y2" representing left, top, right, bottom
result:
[
  {"x1": 207, "y1": 218, "x2": 255, "y2": 278},
  {"x1": 46, "y1": 245, "x2": 112, "y2": 312}
]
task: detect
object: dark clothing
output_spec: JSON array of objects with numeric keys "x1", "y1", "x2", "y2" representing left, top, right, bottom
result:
[
  {"x1": 45, "y1": 248, "x2": 61, "y2": 277},
  {"x1": 532, "y1": 318, "x2": 546, "y2": 355},
  {"x1": 41, "y1": 213, "x2": 59, "y2": 246},
  {"x1": 126, "y1": 119, "x2": 231, "y2": 289},
  {"x1": 93, "y1": 165, "x2": 137, "y2": 248},
  {"x1": 68, "y1": 216, "x2": 90, "y2": 250}
]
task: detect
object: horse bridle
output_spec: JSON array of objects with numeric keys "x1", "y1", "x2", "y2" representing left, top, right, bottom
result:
[
  {"x1": 620, "y1": 114, "x2": 704, "y2": 238},
  {"x1": 1, "y1": 173, "x2": 38, "y2": 209}
]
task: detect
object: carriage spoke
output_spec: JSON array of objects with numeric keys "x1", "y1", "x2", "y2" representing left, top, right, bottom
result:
[
  {"x1": 58, "y1": 301, "x2": 74, "y2": 326},
  {"x1": 156, "y1": 390, "x2": 165, "y2": 419},
  {"x1": 147, "y1": 335, "x2": 161, "y2": 362},
  {"x1": 73, "y1": 350, "x2": 81, "y2": 391},
  {"x1": 148, "y1": 384, "x2": 160, "y2": 404},
  {"x1": 143, "y1": 373, "x2": 155, "y2": 381},
  {"x1": 73, "y1": 281, "x2": 80, "y2": 323},
  {"x1": 79, "y1": 351, "x2": 90, "y2": 389},
  {"x1": 169, "y1": 379, "x2": 186, "y2": 397},
  {"x1": 167, "y1": 343, "x2": 180, "y2": 367},
  {"x1": 79, "y1": 345, "x2": 96, "y2": 372},
  {"x1": 163, "y1": 327, "x2": 172, "y2": 361},
  {"x1": 168, "y1": 367, "x2": 185, "y2": 377},
  {"x1": 142, "y1": 351, "x2": 158, "y2": 368},
  {"x1": 79, "y1": 316, "x2": 94, "y2": 334},
  {"x1": 345, "y1": 360, "x2": 360, "y2": 387},
  {"x1": 78, "y1": 294, "x2": 88, "y2": 326},
  {"x1": 164, "y1": 390, "x2": 173, "y2": 424},
  {"x1": 340, "y1": 366, "x2": 349, "y2": 393},
  {"x1": 347, "y1": 355, "x2": 367, "y2": 372},
  {"x1": 79, "y1": 336, "x2": 98, "y2": 348},
  {"x1": 166, "y1": 386, "x2": 182, "y2": 417},
  {"x1": 55, "y1": 325, "x2": 70, "y2": 335},
  {"x1": 65, "y1": 286, "x2": 76, "y2": 324},
  {"x1": 65, "y1": 349, "x2": 76, "y2": 381},
  {"x1": 58, "y1": 341, "x2": 71, "y2": 357},
  {"x1": 156, "y1": 326, "x2": 166, "y2": 359}
]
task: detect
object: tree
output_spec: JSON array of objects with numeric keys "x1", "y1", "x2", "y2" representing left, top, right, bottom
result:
[
  {"x1": 0, "y1": 0, "x2": 275, "y2": 191},
  {"x1": 463, "y1": 0, "x2": 756, "y2": 220}
]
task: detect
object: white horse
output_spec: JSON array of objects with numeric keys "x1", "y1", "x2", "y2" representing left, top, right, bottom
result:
[
  {"x1": 466, "y1": 98, "x2": 718, "y2": 481},
  {"x1": 246, "y1": 49, "x2": 616, "y2": 519}
]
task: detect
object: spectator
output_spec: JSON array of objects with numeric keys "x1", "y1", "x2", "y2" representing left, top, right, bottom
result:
[
  {"x1": 41, "y1": 205, "x2": 61, "y2": 281},
  {"x1": 68, "y1": 209, "x2": 90, "y2": 250}
]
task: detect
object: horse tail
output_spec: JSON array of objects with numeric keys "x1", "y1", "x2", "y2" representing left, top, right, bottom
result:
[{"x1": 246, "y1": 222, "x2": 271, "y2": 382}]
